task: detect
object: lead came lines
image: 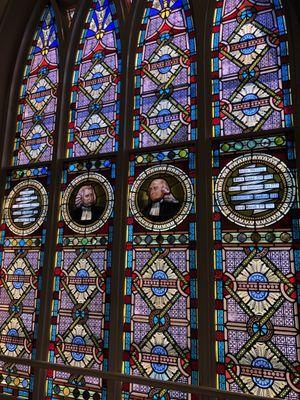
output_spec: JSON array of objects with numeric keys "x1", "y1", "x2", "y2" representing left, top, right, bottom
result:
[
  {"x1": 228, "y1": 164, "x2": 280, "y2": 214},
  {"x1": 215, "y1": 153, "x2": 296, "y2": 228},
  {"x1": 12, "y1": 189, "x2": 40, "y2": 225}
]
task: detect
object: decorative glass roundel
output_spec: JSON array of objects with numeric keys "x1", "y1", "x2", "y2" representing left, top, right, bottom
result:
[
  {"x1": 215, "y1": 153, "x2": 296, "y2": 228},
  {"x1": 61, "y1": 172, "x2": 114, "y2": 234},
  {"x1": 4, "y1": 180, "x2": 48, "y2": 236},
  {"x1": 129, "y1": 165, "x2": 194, "y2": 231}
]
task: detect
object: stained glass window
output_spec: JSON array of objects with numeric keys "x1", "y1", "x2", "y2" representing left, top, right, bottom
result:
[
  {"x1": 47, "y1": 159, "x2": 114, "y2": 399},
  {"x1": 1, "y1": 0, "x2": 299, "y2": 398},
  {"x1": 133, "y1": 0, "x2": 197, "y2": 148},
  {"x1": 123, "y1": 1, "x2": 198, "y2": 398},
  {"x1": 46, "y1": 1, "x2": 121, "y2": 398},
  {"x1": 67, "y1": 0, "x2": 122, "y2": 157},
  {"x1": 123, "y1": 148, "x2": 198, "y2": 399},
  {"x1": 13, "y1": 5, "x2": 59, "y2": 165},
  {"x1": 0, "y1": 4, "x2": 58, "y2": 398},
  {"x1": 0, "y1": 166, "x2": 51, "y2": 398},
  {"x1": 212, "y1": 1, "x2": 300, "y2": 397},
  {"x1": 213, "y1": 135, "x2": 300, "y2": 398},
  {"x1": 212, "y1": 0, "x2": 293, "y2": 137}
]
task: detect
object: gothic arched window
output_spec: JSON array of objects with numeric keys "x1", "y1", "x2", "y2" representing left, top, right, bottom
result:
[{"x1": 0, "y1": 0, "x2": 299, "y2": 399}]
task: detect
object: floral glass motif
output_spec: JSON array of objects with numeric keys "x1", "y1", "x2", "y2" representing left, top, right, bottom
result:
[
  {"x1": 0, "y1": 167, "x2": 50, "y2": 398},
  {"x1": 13, "y1": 5, "x2": 59, "y2": 166},
  {"x1": 213, "y1": 135, "x2": 300, "y2": 398},
  {"x1": 212, "y1": 0, "x2": 293, "y2": 137},
  {"x1": 46, "y1": 159, "x2": 115, "y2": 400},
  {"x1": 123, "y1": 148, "x2": 198, "y2": 400},
  {"x1": 133, "y1": 0, "x2": 197, "y2": 148},
  {"x1": 67, "y1": 0, "x2": 121, "y2": 157}
]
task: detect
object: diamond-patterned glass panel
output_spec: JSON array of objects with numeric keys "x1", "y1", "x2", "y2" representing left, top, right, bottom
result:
[
  {"x1": 13, "y1": 5, "x2": 59, "y2": 165},
  {"x1": 212, "y1": 0, "x2": 293, "y2": 136}
]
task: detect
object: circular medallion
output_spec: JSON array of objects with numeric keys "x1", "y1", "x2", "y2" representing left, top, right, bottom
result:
[
  {"x1": 149, "y1": 310, "x2": 170, "y2": 332},
  {"x1": 4, "y1": 180, "x2": 48, "y2": 236},
  {"x1": 215, "y1": 153, "x2": 295, "y2": 228},
  {"x1": 151, "y1": 345, "x2": 168, "y2": 374},
  {"x1": 247, "y1": 316, "x2": 274, "y2": 342},
  {"x1": 61, "y1": 172, "x2": 114, "y2": 234},
  {"x1": 129, "y1": 165, "x2": 194, "y2": 231},
  {"x1": 251, "y1": 358, "x2": 274, "y2": 388}
]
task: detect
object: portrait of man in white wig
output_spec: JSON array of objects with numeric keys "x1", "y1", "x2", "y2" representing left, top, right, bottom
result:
[
  {"x1": 70, "y1": 184, "x2": 104, "y2": 225},
  {"x1": 143, "y1": 177, "x2": 182, "y2": 222}
]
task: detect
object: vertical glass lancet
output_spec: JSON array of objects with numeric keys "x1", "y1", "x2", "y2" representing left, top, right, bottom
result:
[
  {"x1": 212, "y1": 0, "x2": 293, "y2": 137},
  {"x1": 46, "y1": 1, "x2": 121, "y2": 398},
  {"x1": 67, "y1": 0, "x2": 122, "y2": 157},
  {"x1": 123, "y1": 148, "x2": 199, "y2": 399},
  {"x1": 123, "y1": 1, "x2": 198, "y2": 399},
  {"x1": 213, "y1": 135, "x2": 300, "y2": 398},
  {"x1": 0, "y1": 4, "x2": 58, "y2": 397},
  {"x1": 46, "y1": 160, "x2": 114, "y2": 399},
  {"x1": 0, "y1": 167, "x2": 51, "y2": 398},
  {"x1": 133, "y1": 0, "x2": 197, "y2": 148},
  {"x1": 13, "y1": 5, "x2": 59, "y2": 165}
]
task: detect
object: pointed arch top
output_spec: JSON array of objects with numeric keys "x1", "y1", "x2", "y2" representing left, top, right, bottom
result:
[
  {"x1": 12, "y1": 3, "x2": 59, "y2": 166},
  {"x1": 212, "y1": 0, "x2": 293, "y2": 137},
  {"x1": 67, "y1": 0, "x2": 122, "y2": 157},
  {"x1": 133, "y1": 0, "x2": 197, "y2": 149}
]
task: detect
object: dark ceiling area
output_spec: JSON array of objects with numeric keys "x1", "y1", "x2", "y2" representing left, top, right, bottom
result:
[{"x1": 57, "y1": 0, "x2": 78, "y2": 7}]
